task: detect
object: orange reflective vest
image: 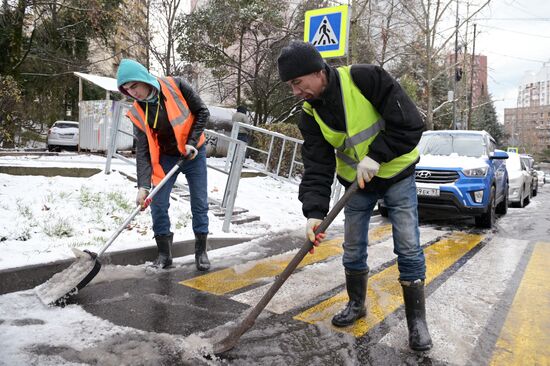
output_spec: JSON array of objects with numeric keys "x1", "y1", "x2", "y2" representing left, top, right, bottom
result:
[{"x1": 126, "y1": 77, "x2": 205, "y2": 186}]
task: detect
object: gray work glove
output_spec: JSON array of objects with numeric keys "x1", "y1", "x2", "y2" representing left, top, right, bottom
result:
[
  {"x1": 136, "y1": 187, "x2": 150, "y2": 210},
  {"x1": 185, "y1": 145, "x2": 198, "y2": 160},
  {"x1": 357, "y1": 156, "x2": 380, "y2": 189}
]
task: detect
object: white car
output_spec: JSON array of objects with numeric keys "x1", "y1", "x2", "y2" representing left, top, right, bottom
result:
[
  {"x1": 506, "y1": 152, "x2": 532, "y2": 208},
  {"x1": 47, "y1": 120, "x2": 79, "y2": 151}
]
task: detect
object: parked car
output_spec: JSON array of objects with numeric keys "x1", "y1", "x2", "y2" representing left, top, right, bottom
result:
[
  {"x1": 545, "y1": 173, "x2": 550, "y2": 184},
  {"x1": 519, "y1": 154, "x2": 537, "y2": 197},
  {"x1": 506, "y1": 152, "x2": 532, "y2": 208},
  {"x1": 380, "y1": 130, "x2": 508, "y2": 228},
  {"x1": 47, "y1": 120, "x2": 79, "y2": 151}
]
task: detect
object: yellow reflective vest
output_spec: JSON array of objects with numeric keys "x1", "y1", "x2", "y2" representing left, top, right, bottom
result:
[{"x1": 303, "y1": 66, "x2": 419, "y2": 183}]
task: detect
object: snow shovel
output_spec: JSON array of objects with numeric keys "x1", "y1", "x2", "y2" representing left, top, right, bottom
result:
[
  {"x1": 35, "y1": 159, "x2": 186, "y2": 306},
  {"x1": 211, "y1": 181, "x2": 359, "y2": 354}
]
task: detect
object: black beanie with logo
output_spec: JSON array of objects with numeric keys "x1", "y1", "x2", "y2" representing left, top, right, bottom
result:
[{"x1": 277, "y1": 41, "x2": 325, "y2": 82}]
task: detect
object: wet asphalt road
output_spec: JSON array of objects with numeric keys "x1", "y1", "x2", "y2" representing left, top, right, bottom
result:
[{"x1": 32, "y1": 185, "x2": 550, "y2": 365}]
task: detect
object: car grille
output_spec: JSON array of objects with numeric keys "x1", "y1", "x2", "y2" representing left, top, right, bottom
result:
[{"x1": 415, "y1": 169, "x2": 459, "y2": 183}]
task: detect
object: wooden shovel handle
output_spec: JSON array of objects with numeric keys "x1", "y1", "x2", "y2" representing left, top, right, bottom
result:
[{"x1": 213, "y1": 181, "x2": 359, "y2": 353}]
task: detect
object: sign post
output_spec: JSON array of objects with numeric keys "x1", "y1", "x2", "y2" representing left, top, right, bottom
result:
[{"x1": 304, "y1": 5, "x2": 350, "y2": 58}]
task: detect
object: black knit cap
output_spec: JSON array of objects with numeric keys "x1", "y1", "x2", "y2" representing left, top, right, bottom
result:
[{"x1": 277, "y1": 41, "x2": 325, "y2": 82}]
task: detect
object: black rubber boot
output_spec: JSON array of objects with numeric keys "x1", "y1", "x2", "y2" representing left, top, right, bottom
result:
[
  {"x1": 401, "y1": 279, "x2": 433, "y2": 351},
  {"x1": 152, "y1": 233, "x2": 173, "y2": 269},
  {"x1": 332, "y1": 270, "x2": 368, "y2": 327},
  {"x1": 195, "y1": 233, "x2": 210, "y2": 271}
]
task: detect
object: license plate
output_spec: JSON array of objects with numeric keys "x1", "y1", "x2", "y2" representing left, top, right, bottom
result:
[{"x1": 417, "y1": 187, "x2": 439, "y2": 197}]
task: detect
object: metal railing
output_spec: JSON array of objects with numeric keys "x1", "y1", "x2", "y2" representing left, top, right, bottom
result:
[
  {"x1": 104, "y1": 104, "x2": 247, "y2": 232},
  {"x1": 226, "y1": 121, "x2": 343, "y2": 206},
  {"x1": 225, "y1": 122, "x2": 304, "y2": 183},
  {"x1": 105, "y1": 107, "x2": 344, "y2": 231}
]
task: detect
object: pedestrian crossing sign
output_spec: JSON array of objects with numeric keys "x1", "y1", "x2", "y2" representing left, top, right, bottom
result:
[{"x1": 304, "y1": 5, "x2": 349, "y2": 58}]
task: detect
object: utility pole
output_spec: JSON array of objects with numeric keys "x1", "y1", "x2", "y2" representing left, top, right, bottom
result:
[
  {"x1": 452, "y1": 0, "x2": 459, "y2": 130},
  {"x1": 467, "y1": 23, "x2": 477, "y2": 130}
]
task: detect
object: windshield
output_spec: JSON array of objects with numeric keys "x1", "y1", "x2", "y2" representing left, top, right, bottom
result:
[
  {"x1": 54, "y1": 122, "x2": 78, "y2": 129},
  {"x1": 418, "y1": 133, "x2": 486, "y2": 157}
]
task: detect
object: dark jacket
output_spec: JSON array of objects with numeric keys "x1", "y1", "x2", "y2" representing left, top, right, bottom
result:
[
  {"x1": 299, "y1": 64, "x2": 425, "y2": 219},
  {"x1": 134, "y1": 77, "x2": 209, "y2": 189}
]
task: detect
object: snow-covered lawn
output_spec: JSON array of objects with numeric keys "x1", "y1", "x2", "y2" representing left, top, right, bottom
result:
[{"x1": 0, "y1": 153, "x2": 311, "y2": 271}]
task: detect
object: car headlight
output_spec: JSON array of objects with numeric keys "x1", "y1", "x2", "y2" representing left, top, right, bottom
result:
[{"x1": 463, "y1": 167, "x2": 488, "y2": 177}]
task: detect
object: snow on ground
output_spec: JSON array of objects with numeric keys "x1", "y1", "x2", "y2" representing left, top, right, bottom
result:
[
  {"x1": 0, "y1": 290, "x2": 217, "y2": 366},
  {"x1": 0, "y1": 152, "x2": 344, "y2": 365},
  {"x1": 0, "y1": 153, "x2": 320, "y2": 271}
]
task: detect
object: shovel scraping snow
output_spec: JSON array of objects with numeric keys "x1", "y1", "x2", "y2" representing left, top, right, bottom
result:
[
  {"x1": 211, "y1": 181, "x2": 359, "y2": 354},
  {"x1": 35, "y1": 160, "x2": 185, "y2": 306}
]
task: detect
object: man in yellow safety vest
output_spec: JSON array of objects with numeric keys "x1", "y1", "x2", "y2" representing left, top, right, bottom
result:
[{"x1": 277, "y1": 41, "x2": 431, "y2": 351}]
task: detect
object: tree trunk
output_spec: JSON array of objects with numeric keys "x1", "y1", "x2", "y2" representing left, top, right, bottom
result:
[{"x1": 236, "y1": 29, "x2": 244, "y2": 106}]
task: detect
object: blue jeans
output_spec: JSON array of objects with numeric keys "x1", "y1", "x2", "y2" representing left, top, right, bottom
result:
[
  {"x1": 342, "y1": 174, "x2": 426, "y2": 281},
  {"x1": 150, "y1": 146, "x2": 209, "y2": 236}
]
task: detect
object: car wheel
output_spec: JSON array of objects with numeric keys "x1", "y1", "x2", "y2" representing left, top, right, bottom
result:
[
  {"x1": 517, "y1": 187, "x2": 525, "y2": 208},
  {"x1": 47, "y1": 145, "x2": 54, "y2": 152},
  {"x1": 495, "y1": 186, "x2": 508, "y2": 215},
  {"x1": 532, "y1": 184, "x2": 537, "y2": 197},
  {"x1": 475, "y1": 186, "x2": 496, "y2": 228},
  {"x1": 525, "y1": 185, "x2": 531, "y2": 205}
]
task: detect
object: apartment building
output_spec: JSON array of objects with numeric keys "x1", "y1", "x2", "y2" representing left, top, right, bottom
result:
[
  {"x1": 88, "y1": 0, "x2": 148, "y2": 78},
  {"x1": 504, "y1": 62, "x2": 550, "y2": 157}
]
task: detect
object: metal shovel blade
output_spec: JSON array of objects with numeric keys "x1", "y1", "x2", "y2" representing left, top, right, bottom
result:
[
  {"x1": 212, "y1": 332, "x2": 243, "y2": 354},
  {"x1": 211, "y1": 182, "x2": 359, "y2": 355},
  {"x1": 35, "y1": 248, "x2": 101, "y2": 306},
  {"x1": 33, "y1": 161, "x2": 185, "y2": 307}
]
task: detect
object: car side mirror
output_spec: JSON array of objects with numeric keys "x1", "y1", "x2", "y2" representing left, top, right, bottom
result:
[{"x1": 490, "y1": 150, "x2": 508, "y2": 160}]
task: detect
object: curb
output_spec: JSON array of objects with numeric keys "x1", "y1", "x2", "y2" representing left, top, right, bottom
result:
[{"x1": 0, "y1": 236, "x2": 247, "y2": 295}]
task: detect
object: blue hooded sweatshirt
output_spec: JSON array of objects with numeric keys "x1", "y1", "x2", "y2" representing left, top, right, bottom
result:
[{"x1": 116, "y1": 59, "x2": 160, "y2": 101}]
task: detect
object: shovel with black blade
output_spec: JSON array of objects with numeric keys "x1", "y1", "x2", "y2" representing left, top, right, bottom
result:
[
  {"x1": 211, "y1": 181, "x2": 359, "y2": 354},
  {"x1": 35, "y1": 159, "x2": 186, "y2": 306}
]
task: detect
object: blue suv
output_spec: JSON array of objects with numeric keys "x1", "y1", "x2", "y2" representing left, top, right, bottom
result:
[{"x1": 406, "y1": 130, "x2": 508, "y2": 228}]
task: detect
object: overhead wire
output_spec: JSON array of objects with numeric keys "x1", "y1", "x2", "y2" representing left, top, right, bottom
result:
[
  {"x1": 482, "y1": 51, "x2": 547, "y2": 64},
  {"x1": 476, "y1": 24, "x2": 550, "y2": 39},
  {"x1": 475, "y1": 17, "x2": 550, "y2": 21}
]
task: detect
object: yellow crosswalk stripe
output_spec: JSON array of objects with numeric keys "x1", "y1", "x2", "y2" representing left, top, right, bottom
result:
[
  {"x1": 180, "y1": 224, "x2": 392, "y2": 295},
  {"x1": 294, "y1": 231, "x2": 484, "y2": 337},
  {"x1": 489, "y1": 242, "x2": 550, "y2": 366}
]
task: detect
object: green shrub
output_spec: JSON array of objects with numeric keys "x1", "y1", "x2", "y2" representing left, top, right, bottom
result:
[
  {"x1": 69, "y1": 236, "x2": 106, "y2": 248},
  {"x1": 16, "y1": 200, "x2": 33, "y2": 220},
  {"x1": 43, "y1": 218, "x2": 74, "y2": 238},
  {"x1": 107, "y1": 191, "x2": 132, "y2": 211},
  {"x1": 79, "y1": 186, "x2": 104, "y2": 209},
  {"x1": 15, "y1": 227, "x2": 31, "y2": 241}
]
